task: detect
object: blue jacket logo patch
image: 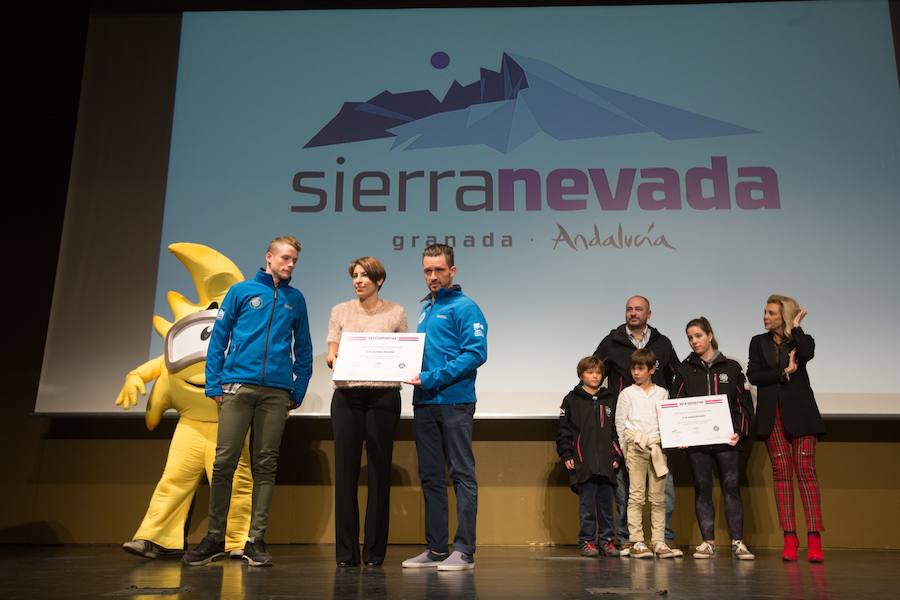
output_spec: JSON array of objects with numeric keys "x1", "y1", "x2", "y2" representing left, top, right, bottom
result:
[{"x1": 250, "y1": 296, "x2": 263, "y2": 309}]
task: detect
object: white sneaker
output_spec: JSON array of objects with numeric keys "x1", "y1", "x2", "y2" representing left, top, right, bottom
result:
[
  {"x1": 653, "y1": 542, "x2": 676, "y2": 559},
  {"x1": 402, "y1": 550, "x2": 447, "y2": 568},
  {"x1": 436, "y1": 550, "x2": 475, "y2": 571},
  {"x1": 630, "y1": 542, "x2": 653, "y2": 559},
  {"x1": 732, "y1": 540, "x2": 755, "y2": 561},
  {"x1": 693, "y1": 541, "x2": 716, "y2": 559}
]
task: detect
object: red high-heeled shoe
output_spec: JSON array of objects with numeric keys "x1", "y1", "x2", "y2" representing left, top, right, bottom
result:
[
  {"x1": 807, "y1": 533, "x2": 824, "y2": 563},
  {"x1": 782, "y1": 532, "x2": 799, "y2": 561}
]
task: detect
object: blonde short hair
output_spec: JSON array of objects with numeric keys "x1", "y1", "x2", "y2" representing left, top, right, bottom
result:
[
  {"x1": 766, "y1": 294, "x2": 800, "y2": 339},
  {"x1": 267, "y1": 235, "x2": 302, "y2": 254}
]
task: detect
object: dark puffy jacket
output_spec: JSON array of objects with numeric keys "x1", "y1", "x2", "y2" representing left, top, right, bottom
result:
[
  {"x1": 593, "y1": 324, "x2": 679, "y2": 396},
  {"x1": 556, "y1": 385, "x2": 622, "y2": 492}
]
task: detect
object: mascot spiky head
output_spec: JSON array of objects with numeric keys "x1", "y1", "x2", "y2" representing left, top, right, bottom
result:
[{"x1": 144, "y1": 243, "x2": 243, "y2": 428}]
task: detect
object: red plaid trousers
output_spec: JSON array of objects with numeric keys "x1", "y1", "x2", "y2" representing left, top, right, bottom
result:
[{"x1": 765, "y1": 404, "x2": 824, "y2": 532}]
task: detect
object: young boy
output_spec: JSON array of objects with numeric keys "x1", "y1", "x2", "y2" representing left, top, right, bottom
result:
[
  {"x1": 557, "y1": 356, "x2": 621, "y2": 557},
  {"x1": 615, "y1": 349, "x2": 681, "y2": 559}
]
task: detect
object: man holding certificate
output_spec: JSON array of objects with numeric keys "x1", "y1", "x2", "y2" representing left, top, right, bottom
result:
[
  {"x1": 673, "y1": 317, "x2": 755, "y2": 561},
  {"x1": 402, "y1": 244, "x2": 487, "y2": 572}
]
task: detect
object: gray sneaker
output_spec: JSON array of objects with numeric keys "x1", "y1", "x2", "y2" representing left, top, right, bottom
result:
[
  {"x1": 402, "y1": 550, "x2": 448, "y2": 568},
  {"x1": 436, "y1": 550, "x2": 474, "y2": 571},
  {"x1": 122, "y1": 540, "x2": 183, "y2": 559},
  {"x1": 123, "y1": 540, "x2": 158, "y2": 559}
]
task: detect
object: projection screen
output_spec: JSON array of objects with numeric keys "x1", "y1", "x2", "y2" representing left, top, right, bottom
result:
[{"x1": 37, "y1": 1, "x2": 900, "y2": 417}]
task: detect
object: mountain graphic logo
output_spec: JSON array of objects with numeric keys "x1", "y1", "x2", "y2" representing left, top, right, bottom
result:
[{"x1": 304, "y1": 52, "x2": 756, "y2": 154}]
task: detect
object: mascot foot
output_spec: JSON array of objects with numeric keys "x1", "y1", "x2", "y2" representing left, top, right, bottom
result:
[{"x1": 122, "y1": 539, "x2": 183, "y2": 559}]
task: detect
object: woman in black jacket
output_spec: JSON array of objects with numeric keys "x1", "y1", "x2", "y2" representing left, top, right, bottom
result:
[
  {"x1": 747, "y1": 294, "x2": 825, "y2": 563},
  {"x1": 675, "y1": 317, "x2": 755, "y2": 561}
]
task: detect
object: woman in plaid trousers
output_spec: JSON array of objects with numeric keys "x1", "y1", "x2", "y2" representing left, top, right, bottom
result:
[{"x1": 747, "y1": 294, "x2": 825, "y2": 562}]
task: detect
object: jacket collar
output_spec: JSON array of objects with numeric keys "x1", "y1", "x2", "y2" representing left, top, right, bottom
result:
[
  {"x1": 421, "y1": 284, "x2": 462, "y2": 303},
  {"x1": 686, "y1": 351, "x2": 727, "y2": 368},
  {"x1": 614, "y1": 323, "x2": 660, "y2": 345},
  {"x1": 255, "y1": 268, "x2": 291, "y2": 289},
  {"x1": 571, "y1": 384, "x2": 611, "y2": 401}
]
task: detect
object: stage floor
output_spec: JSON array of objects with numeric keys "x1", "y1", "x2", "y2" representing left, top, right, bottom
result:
[{"x1": 1, "y1": 544, "x2": 897, "y2": 599}]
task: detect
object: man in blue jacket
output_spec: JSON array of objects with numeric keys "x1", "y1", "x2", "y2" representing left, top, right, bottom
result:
[
  {"x1": 402, "y1": 244, "x2": 487, "y2": 571},
  {"x1": 184, "y1": 235, "x2": 313, "y2": 568}
]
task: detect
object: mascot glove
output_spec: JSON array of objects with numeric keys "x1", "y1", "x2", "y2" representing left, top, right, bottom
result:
[{"x1": 115, "y1": 372, "x2": 147, "y2": 410}]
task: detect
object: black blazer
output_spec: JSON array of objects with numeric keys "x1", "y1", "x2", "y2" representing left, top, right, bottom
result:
[{"x1": 747, "y1": 327, "x2": 824, "y2": 437}]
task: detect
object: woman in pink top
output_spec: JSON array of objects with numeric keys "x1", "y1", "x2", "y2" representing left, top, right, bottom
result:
[{"x1": 327, "y1": 257, "x2": 408, "y2": 567}]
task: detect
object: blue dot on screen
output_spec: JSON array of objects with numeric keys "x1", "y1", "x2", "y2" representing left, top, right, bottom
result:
[{"x1": 430, "y1": 52, "x2": 450, "y2": 70}]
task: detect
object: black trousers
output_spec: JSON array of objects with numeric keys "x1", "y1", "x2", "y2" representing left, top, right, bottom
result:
[
  {"x1": 686, "y1": 445, "x2": 744, "y2": 541},
  {"x1": 331, "y1": 387, "x2": 401, "y2": 564}
]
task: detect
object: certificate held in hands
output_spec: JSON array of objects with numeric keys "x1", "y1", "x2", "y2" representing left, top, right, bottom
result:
[
  {"x1": 332, "y1": 332, "x2": 426, "y2": 382},
  {"x1": 657, "y1": 394, "x2": 734, "y2": 449}
]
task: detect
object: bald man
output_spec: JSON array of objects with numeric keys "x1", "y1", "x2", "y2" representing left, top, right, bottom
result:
[{"x1": 593, "y1": 295, "x2": 680, "y2": 555}]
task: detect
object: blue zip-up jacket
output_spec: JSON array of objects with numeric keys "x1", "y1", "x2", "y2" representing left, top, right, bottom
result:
[
  {"x1": 205, "y1": 269, "x2": 313, "y2": 405},
  {"x1": 413, "y1": 285, "x2": 487, "y2": 405}
]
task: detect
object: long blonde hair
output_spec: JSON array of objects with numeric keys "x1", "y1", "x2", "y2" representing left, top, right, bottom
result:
[{"x1": 766, "y1": 294, "x2": 800, "y2": 340}]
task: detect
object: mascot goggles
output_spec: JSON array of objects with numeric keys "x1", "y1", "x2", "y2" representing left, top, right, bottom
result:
[{"x1": 164, "y1": 309, "x2": 219, "y2": 372}]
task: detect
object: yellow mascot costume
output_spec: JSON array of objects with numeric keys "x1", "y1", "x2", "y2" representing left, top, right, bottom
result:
[{"x1": 116, "y1": 243, "x2": 253, "y2": 558}]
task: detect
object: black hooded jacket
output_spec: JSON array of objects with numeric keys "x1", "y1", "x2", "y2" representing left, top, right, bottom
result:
[
  {"x1": 556, "y1": 384, "x2": 621, "y2": 491},
  {"x1": 674, "y1": 352, "x2": 755, "y2": 441}
]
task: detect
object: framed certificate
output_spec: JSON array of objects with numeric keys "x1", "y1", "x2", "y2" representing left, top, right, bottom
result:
[
  {"x1": 656, "y1": 394, "x2": 735, "y2": 448},
  {"x1": 331, "y1": 332, "x2": 426, "y2": 382}
]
